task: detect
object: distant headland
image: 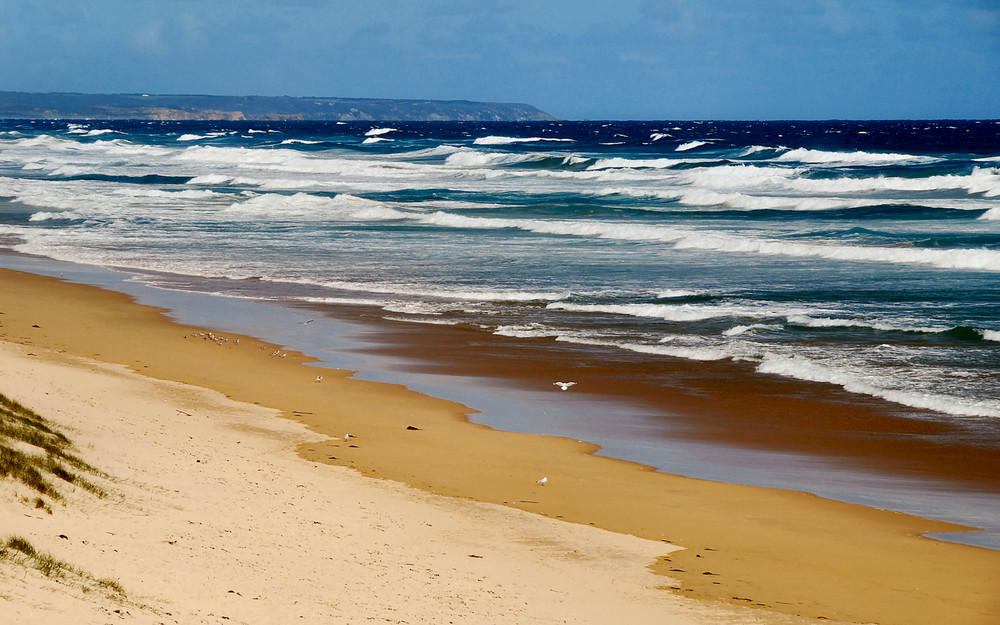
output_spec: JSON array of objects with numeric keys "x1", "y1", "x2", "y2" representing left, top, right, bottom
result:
[{"x1": 0, "y1": 91, "x2": 559, "y2": 122}]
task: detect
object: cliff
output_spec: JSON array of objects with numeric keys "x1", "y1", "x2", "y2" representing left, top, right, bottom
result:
[{"x1": 0, "y1": 91, "x2": 559, "y2": 122}]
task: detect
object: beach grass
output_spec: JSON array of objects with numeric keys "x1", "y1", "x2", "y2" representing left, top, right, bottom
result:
[
  {"x1": 0, "y1": 392, "x2": 106, "y2": 501},
  {"x1": 1, "y1": 535, "x2": 127, "y2": 599}
]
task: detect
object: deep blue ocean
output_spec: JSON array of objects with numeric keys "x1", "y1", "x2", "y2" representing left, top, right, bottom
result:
[
  {"x1": 2, "y1": 118, "x2": 1000, "y2": 544},
  {"x1": 2, "y1": 119, "x2": 998, "y2": 417}
]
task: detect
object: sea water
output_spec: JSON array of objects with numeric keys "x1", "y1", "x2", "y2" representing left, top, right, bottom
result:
[{"x1": 1, "y1": 119, "x2": 999, "y2": 544}]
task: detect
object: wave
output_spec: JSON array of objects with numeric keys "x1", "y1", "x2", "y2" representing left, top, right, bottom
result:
[
  {"x1": 224, "y1": 193, "x2": 405, "y2": 221},
  {"x1": 558, "y1": 335, "x2": 732, "y2": 361},
  {"x1": 494, "y1": 324, "x2": 561, "y2": 339},
  {"x1": 723, "y1": 323, "x2": 782, "y2": 336},
  {"x1": 684, "y1": 164, "x2": 1000, "y2": 197},
  {"x1": 775, "y1": 148, "x2": 942, "y2": 167},
  {"x1": 293, "y1": 277, "x2": 567, "y2": 303},
  {"x1": 672, "y1": 231, "x2": 1000, "y2": 272},
  {"x1": 473, "y1": 136, "x2": 575, "y2": 146},
  {"x1": 546, "y1": 301, "x2": 812, "y2": 322},
  {"x1": 444, "y1": 148, "x2": 539, "y2": 168},
  {"x1": 675, "y1": 189, "x2": 887, "y2": 211},
  {"x1": 410, "y1": 210, "x2": 1000, "y2": 272},
  {"x1": 589, "y1": 157, "x2": 692, "y2": 170},
  {"x1": 784, "y1": 315, "x2": 953, "y2": 335},
  {"x1": 757, "y1": 354, "x2": 1000, "y2": 418},
  {"x1": 362, "y1": 137, "x2": 392, "y2": 144},
  {"x1": 676, "y1": 140, "x2": 709, "y2": 152},
  {"x1": 981, "y1": 206, "x2": 1000, "y2": 220},
  {"x1": 177, "y1": 134, "x2": 206, "y2": 142},
  {"x1": 365, "y1": 127, "x2": 397, "y2": 137}
]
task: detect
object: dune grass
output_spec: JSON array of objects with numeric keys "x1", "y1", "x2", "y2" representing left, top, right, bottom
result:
[
  {"x1": 1, "y1": 535, "x2": 126, "y2": 600},
  {"x1": 0, "y1": 392, "x2": 106, "y2": 502}
]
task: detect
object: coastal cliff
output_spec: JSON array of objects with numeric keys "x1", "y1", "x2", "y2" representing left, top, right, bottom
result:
[{"x1": 0, "y1": 91, "x2": 558, "y2": 122}]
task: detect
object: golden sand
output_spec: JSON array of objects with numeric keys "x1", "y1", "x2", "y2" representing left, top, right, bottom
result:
[{"x1": 2, "y1": 267, "x2": 998, "y2": 624}]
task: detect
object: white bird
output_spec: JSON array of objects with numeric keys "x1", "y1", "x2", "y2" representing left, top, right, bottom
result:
[
  {"x1": 316, "y1": 376, "x2": 323, "y2": 382},
  {"x1": 536, "y1": 477, "x2": 548, "y2": 486},
  {"x1": 553, "y1": 381, "x2": 577, "y2": 391},
  {"x1": 343, "y1": 433, "x2": 353, "y2": 441}
]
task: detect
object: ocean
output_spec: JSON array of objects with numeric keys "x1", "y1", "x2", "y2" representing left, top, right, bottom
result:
[{"x1": 1, "y1": 118, "x2": 999, "y2": 544}]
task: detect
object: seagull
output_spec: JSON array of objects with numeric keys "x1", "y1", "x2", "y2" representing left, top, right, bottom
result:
[
  {"x1": 553, "y1": 382, "x2": 577, "y2": 391},
  {"x1": 536, "y1": 477, "x2": 548, "y2": 486},
  {"x1": 316, "y1": 376, "x2": 323, "y2": 382},
  {"x1": 343, "y1": 433, "x2": 353, "y2": 441}
]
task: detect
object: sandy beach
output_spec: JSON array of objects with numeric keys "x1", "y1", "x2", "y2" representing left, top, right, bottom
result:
[{"x1": 2, "y1": 267, "x2": 999, "y2": 625}]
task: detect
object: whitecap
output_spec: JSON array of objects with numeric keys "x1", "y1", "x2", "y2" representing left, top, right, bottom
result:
[
  {"x1": 177, "y1": 134, "x2": 205, "y2": 142},
  {"x1": 675, "y1": 140, "x2": 708, "y2": 152},
  {"x1": 757, "y1": 354, "x2": 1000, "y2": 418},
  {"x1": 473, "y1": 136, "x2": 575, "y2": 145},
  {"x1": 365, "y1": 127, "x2": 398, "y2": 137},
  {"x1": 776, "y1": 147, "x2": 941, "y2": 167}
]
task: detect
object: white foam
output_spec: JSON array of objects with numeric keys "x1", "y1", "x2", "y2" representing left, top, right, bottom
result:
[
  {"x1": 473, "y1": 136, "x2": 575, "y2": 145},
  {"x1": 494, "y1": 324, "x2": 561, "y2": 339},
  {"x1": 656, "y1": 289, "x2": 701, "y2": 299},
  {"x1": 776, "y1": 148, "x2": 941, "y2": 167},
  {"x1": 362, "y1": 137, "x2": 392, "y2": 144},
  {"x1": 650, "y1": 133, "x2": 671, "y2": 142},
  {"x1": 444, "y1": 148, "x2": 535, "y2": 168},
  {"x1": 187, "y1": 174, "x2": 234, "y2": 185},
  {"x1": 546, "y1": 301, "x2": 779, "y2": 322},
  {"x1": 225, "y1": 193, "x2": 405, "y2": 221},
  {"x1": 177, "y1": 134, "x2": 205, "y2": 142},
  {"x1": 290, "y1": 277, "x2": 567, "y2": 303},
  {"x1": 588, "y1": 157, "x2": 683, "y2": 170},
  {"x1": 757, "y1": 354, "x2": 1000, "y2": 418},
  {"x1": 738, "y1": 145, "x2": 787, "y2": 157},
  {"x1": 675, "y1": 140, "x2": 708, "y2": 152},
  {"x1": 785, "y1": 315, "x2": 951, "y2": 335},
  {"x1": 671, "y1": 232, "x2": 1000, "y2": 272},
  {"x1": 980, "y1": 206, "x2": 1000, "y2": 220},
  {"x1": 723, "y1": 323, "x2": 781, "y2": 336},
  {"x1": 365, "y1": 127, "x2": 397, "y2": 137},
  {"x1": 677, "y1": 188, "x2": 883, "y2": 211},
  {"x1": 982, "y1": 330, "x2": 1000, "y2": 342}
]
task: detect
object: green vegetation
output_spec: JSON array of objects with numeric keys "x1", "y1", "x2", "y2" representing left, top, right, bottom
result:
[
  {"x1": 1, "y1": 535, "x2": 126, "y2": 600},
  {"x1": 0, "y1": 398, "x2": 133, "y2": 605},
  {"x1": 0, "y1": 392, "x2": 106, "y2": 504},
  {"x1": 0, "y1": 90, "x2": 558, "y2": 121}
]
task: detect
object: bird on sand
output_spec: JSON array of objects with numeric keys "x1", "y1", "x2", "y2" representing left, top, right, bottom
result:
[
  {"x1": 536, "y1": 477, "x2": 548, "y2": 486},
  {"x1": 316, "y1": 376, "x2": 323, "y2": 382},
  {"x1": 553, "y1": 382, "x2": 576, "y2": 391}
]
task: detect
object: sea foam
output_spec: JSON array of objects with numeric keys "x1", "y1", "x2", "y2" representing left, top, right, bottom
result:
[{"x1": 757, "y1": 354, "x2": 1000, "y2": 418}]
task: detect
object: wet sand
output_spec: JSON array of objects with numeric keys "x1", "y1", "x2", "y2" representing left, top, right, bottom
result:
[
  {"x1": 2, "y1": 267, "x2": 999, "y2": 625},
  {"x1": 350, "y1": 313, "x2": 1000, "y2": 489}
]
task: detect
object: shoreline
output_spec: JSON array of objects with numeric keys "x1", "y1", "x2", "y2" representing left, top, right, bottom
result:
[
  {"x1": 0, "y1": 344, "x2": 722, "y2": 624},
  {"x1": 2, "y1": 265, "x2": 999, "y2": 624}
]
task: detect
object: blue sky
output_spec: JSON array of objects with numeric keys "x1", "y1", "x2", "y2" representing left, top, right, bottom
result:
[{"x1": 1, "y1": 0, "x2": 997, "y2": 120}]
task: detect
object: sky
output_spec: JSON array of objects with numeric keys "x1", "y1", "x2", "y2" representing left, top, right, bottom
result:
[{"x1": 0, "y1": 0, "x2": 997, "y2": 120}]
